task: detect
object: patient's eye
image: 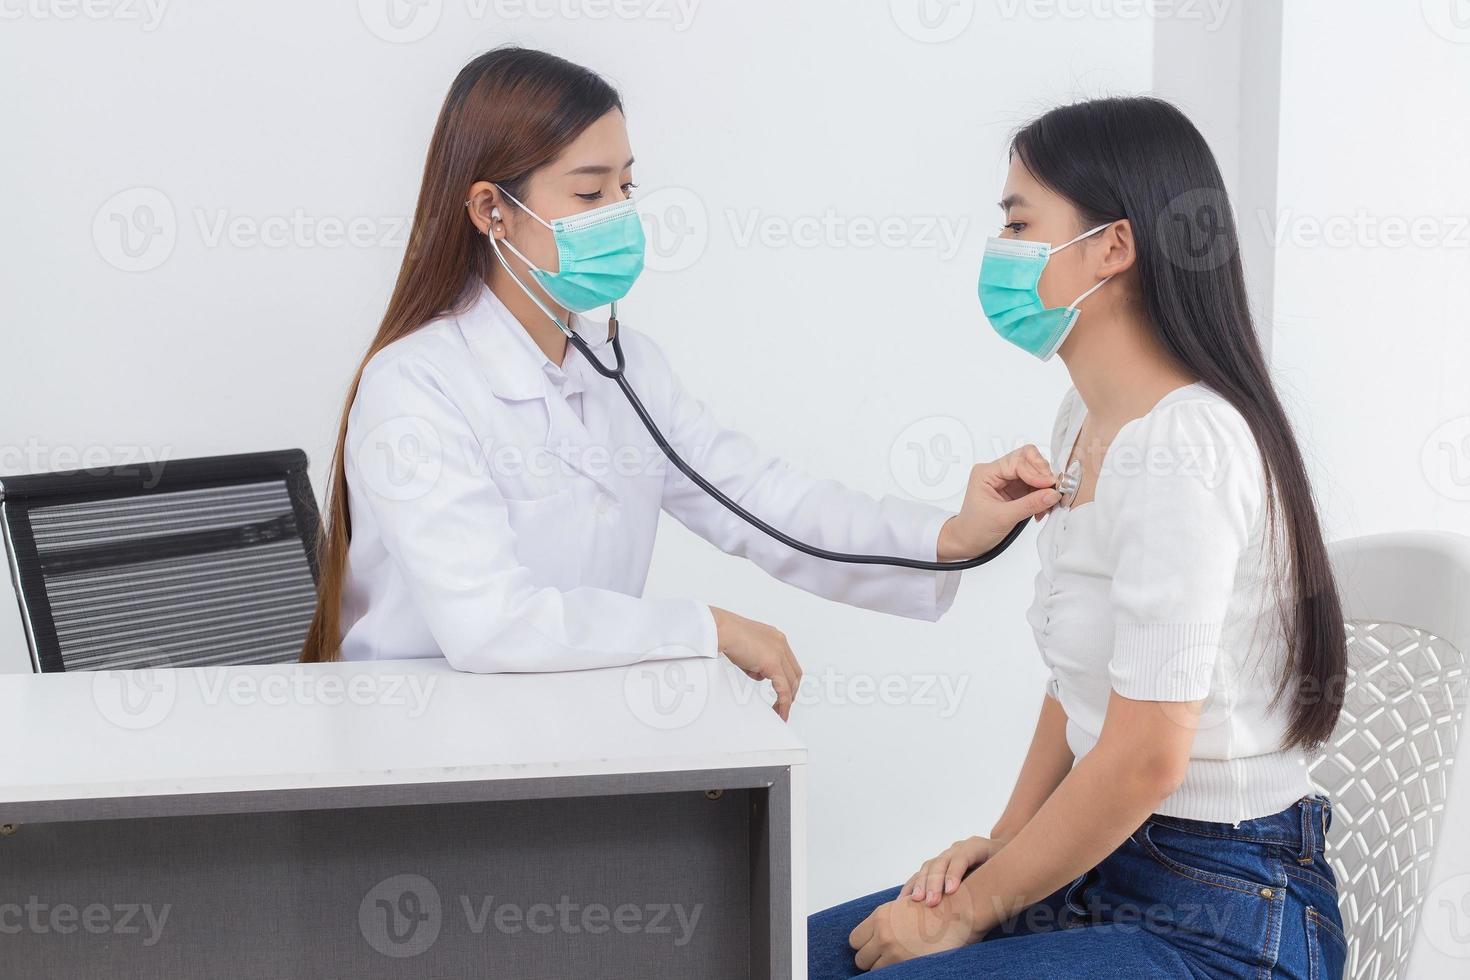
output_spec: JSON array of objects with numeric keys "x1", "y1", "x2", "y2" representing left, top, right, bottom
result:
[{"x1": 1003, "y1": 221, "x2": 1026, "y2": 236}]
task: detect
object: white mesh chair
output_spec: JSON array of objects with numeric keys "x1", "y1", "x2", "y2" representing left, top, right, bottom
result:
[{"x1": 1308, "y1": 531, "x2": 1470, "y2": 980}]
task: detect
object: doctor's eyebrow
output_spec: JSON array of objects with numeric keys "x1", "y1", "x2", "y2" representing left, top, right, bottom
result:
[
  {"x1": 999, "y1": 193, "x2": 1028, "y2": 211},
  {"x1": 564, "y1": 157, "x2": 636, "y2": 177}
]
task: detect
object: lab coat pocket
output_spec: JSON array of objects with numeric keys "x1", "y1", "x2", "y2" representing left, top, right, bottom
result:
[{"x1": 501, "y1": 488, "x2": 581, "y2": 587}]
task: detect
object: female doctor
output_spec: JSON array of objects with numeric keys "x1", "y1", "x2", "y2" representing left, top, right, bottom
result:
[{"x1": 300, "y1": 47, "x2": 1061, "y2": 717}]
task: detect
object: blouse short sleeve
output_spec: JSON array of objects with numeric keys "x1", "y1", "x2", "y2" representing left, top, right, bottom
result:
[{"x1": 1100, "y1": 397, "x2": 1265, "y2": 703}]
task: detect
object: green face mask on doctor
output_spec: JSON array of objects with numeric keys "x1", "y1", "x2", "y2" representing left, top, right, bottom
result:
[
  {"x1": 492, "y1": 185, "x2": 646, "y2": 314},
  {"x1": 977, "y1": 222, "x2": 1113, "y2": 361}
]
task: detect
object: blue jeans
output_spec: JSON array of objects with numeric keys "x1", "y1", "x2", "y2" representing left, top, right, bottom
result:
[{"x1": 809, "y1": 796, "x2": 1347, "y2": 979}]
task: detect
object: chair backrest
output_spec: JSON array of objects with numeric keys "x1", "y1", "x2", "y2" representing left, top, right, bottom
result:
[
  {"x1": 1308, "y1": 531, "x2": 1470, "y2": 980},
  {"x1": 1, "y1": 450, "x2": 321, "y2": 673}
]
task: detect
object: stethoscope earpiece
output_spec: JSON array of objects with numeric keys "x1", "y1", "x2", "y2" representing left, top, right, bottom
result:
[{"x1": 462, "y1": 198, "x2": 503, "y2": 226}]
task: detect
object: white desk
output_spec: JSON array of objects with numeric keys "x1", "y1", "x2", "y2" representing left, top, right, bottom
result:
[{"x1": 0, "y1": 657, "x2": 808, "y2": 979}]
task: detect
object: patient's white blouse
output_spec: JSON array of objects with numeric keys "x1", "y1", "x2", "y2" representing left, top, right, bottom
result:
[{"x1": 1026, "y1": 383, "x2": 1314, "y2": 823}]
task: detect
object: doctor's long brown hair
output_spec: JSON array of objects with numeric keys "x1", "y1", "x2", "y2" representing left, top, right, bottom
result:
[{"x1": 300, "y1": 48, "x2": 622, "y2": 663}]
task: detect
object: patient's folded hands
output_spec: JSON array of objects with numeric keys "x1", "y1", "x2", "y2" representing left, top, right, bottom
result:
[
  {"x1": 901, "y1": 834, "x2": 1008, "y2": 907},
  {"x1": 848, "y1": 886, "x2": 985, "y2": 972}
]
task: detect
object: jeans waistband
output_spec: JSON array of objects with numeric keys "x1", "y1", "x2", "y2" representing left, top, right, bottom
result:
[{"x1": 1147, "y1": 795, "x2": 1332, "y2": 861}]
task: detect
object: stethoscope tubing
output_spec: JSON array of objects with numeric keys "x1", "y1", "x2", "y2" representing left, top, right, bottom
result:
[{"x1": 565, "y1": 320, "x2": 1032, "y2": 572}]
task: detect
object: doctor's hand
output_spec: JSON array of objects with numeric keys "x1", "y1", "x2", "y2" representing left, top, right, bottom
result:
[
  {"x1": 937, "y1": 446, "x2": 1060, "y2": 560},
  {"x1": 709, "y1": 607, "x2": 803, "y2": 721}
]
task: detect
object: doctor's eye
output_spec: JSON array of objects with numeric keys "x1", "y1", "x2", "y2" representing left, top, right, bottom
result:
[
  {"x1": 1002, "y1": 221, "x2": 1026, "y2": 236},
  {"x1": 621, "y1": 181, "x2": 639, "y2": 196},
  {"x1": 575, "y1": 192, "x2": 604, "y2": 202}
]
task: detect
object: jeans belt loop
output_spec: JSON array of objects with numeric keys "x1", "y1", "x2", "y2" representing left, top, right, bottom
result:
[{"x1": 1297, "y1": 798, "x2": 1315, "y2": 863}]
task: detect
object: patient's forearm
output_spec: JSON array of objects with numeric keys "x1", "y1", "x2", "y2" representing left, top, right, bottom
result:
[
  {"x1": 959, "y1": 722, "x2": 1186, "y2": 934},
  {"x1": 990, "y1": 693, "x2": 1074, "y2": 841}
]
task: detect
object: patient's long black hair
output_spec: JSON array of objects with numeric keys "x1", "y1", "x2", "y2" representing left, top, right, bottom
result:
[{"x1": 1013, "y1": 97, "x2": 1345, "y2": 751}]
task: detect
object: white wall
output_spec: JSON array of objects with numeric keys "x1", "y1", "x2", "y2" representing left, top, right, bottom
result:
[
  {"x1": 1271, "y1": 1, "x2": 1470, "y2": 545},
  {"x1": 0, "y1": 0, "x2": 1156, "y2": 907},
  {"x1": 1153, "y1": 0, "x2": 1282, "y2": 350},
  {"x1": 1268, "y1": 4, "x2": 1470, "y2": 976},
  {"x1": 5, "y1": 0, "x2": 1467, "y2": 965}
]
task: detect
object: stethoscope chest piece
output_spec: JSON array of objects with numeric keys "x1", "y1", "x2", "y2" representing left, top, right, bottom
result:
[{"x1": 1057, "y1": 459, "x2": 1083, "y2": 510}]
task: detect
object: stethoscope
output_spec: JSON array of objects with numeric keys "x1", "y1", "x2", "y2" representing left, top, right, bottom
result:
[
  {"x1": 483, "y1": 204, "x2": 1076, "y2": 572},
  {"x1": 558, "y1": 303, "x2": 1082, "y2": 572}
]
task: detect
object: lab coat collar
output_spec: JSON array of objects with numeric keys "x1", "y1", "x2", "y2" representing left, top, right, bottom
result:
[
  {"x1": 457, "y1": 283, "x2": 622, "y2": 501},
  {"x1": 458, "y1": 282, "x2": 611, "y2": 400}
]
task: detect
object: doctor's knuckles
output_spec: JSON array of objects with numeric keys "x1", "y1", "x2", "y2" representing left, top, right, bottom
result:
[{"x1": 709, "y1": 607, "x2": 803, "y2": 722}]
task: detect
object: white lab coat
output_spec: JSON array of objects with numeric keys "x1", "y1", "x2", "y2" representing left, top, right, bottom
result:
[{"x1": 339, "y1": 284, "x2": 962, "y2": 671}]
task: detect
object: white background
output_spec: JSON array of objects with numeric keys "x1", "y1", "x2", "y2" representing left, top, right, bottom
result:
[{"x1": 2, "y1": 0, "x2": 1468, "y2": 974}]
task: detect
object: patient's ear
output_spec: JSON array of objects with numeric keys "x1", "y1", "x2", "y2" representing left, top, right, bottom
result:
[{"x1": 1096, "y1": 219, "x2": 1136, "y2": 277}]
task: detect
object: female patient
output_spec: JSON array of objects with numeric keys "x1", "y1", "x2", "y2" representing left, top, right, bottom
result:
[{"x1": 809, "y1": 97, "x2": 1348, "y2": 978}]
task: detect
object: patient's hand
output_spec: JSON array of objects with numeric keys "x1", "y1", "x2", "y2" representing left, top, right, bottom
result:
[
  {"x1": 901, "y1": 835, "x2": 1008, "y2": 907},
  {"x1": 937, "y1": 446, "x2": 1060, "y2": 560},
  {"x1": 849, "y1": 889, "x2": 981, "y2": 972}
]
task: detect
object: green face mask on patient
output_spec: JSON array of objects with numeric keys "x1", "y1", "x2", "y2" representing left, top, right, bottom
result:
[{"x1": 976, "y1": 222, "x2": 1113, "y2": 361}]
